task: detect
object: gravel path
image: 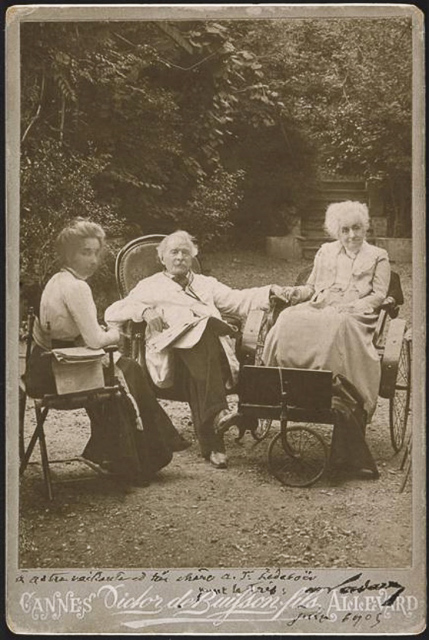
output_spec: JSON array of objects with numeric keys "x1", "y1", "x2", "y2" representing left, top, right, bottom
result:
[{"x1": 19, "y1": 250, "x2": 413, "y2": 569}]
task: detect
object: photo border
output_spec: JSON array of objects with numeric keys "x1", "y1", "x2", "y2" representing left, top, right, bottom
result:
[{"x1": 6, "y1": 4, "x2": 426, "y2": 634}]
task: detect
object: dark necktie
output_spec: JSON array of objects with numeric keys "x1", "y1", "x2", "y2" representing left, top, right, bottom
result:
[{"x1": 173, "y1": 274, "x2": 189, "y2": 289}]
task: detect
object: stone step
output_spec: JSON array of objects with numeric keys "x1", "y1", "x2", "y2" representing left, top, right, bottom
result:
[
  {"x1": 301, "y1": 235, "x2": 377, "y2": 257},
  {"x1": 302, "y1": 225, "x2": 377, "y2": 236},
  {"x1": 318, "y1": 179, "x2": 366, "y2": 190},
  {"x1": 301, "y1": 238, "x2": 327, "y2": 250},
  {"x1": 305, "y1": 203, "x2": 368, "y2": 219},
  {"x1": 302, "y1": 229, "x2": 329, "y2": 239},
  {"x1": 302, "y1": 218, "x2": 327, "y2": 228},
  {"x1": 310, "y1": 192, "x2": 368, "y2": 204}
]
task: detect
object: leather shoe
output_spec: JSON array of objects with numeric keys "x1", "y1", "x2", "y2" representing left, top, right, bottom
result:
[
  {"x1": 213, "y1": 409, "x2": 239, "y2": 436},
  {"x1": 209, "y1": 451, "x2": 227, "y2": 469}
]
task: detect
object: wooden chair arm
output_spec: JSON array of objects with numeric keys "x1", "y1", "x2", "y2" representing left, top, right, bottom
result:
[
  {"x1": 221, "y1": 314, "x2": 242, "y2": 331},
  {"x1": 104, "y1": 345, "x2": 118, "y2": 353},
  {"x1": 121, "y1": 320, "x2": 146, "y2": 340},
  {"x1": 103, "y1": 346, "x2": 118, "y2": 385},
  {"x1": 379, "y1": 296, "x2": 400, "y2": 319},
  {"x1": 120, "y1": 320, "x2": 146, "y2": 338}
]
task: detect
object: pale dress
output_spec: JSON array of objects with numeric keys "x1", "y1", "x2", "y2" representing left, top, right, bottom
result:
[{"x1": 262, "y1": 240, "x2": 390, "y2": 417}]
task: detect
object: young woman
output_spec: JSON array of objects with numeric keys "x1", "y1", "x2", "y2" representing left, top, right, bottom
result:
[{"x1": 25, "y1": 218, "x2": 189, "y2": 485}]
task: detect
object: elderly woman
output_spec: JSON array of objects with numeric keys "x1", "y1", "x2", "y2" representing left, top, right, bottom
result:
[
  {"x1": 105, "y1": 230, "x2": 285, "y2": 469},
  {"x1": 263, "y1": 201, "x2": 391, "y2": 419},
  {"x1": 25, "y1": 218, "x2": 189, "y2": 485}
]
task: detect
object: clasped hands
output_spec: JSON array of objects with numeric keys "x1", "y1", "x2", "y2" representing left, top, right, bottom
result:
[
  {"x1": 143, "y1": 284, "x2": 307, "y2": 334},
  {"x1": 270, "y1": 285, "x2": 305, "y2": 306}
]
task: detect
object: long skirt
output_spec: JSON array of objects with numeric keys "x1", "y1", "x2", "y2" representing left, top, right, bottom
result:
[
  {"x1": 262, "y1": 302, "x2": 381, "y2": 418},
  {"x1": 24, "y1": 345, "x2": 183, "y2": 483}
]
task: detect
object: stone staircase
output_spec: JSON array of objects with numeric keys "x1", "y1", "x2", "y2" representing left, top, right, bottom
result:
[{"x1": 301, "y1": 178, "x2": 371, "y2": 259}]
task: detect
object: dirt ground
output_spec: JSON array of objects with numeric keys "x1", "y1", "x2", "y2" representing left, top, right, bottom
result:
[{"x1": 18, "y1": 250, "x2": 413, "y2": 569}]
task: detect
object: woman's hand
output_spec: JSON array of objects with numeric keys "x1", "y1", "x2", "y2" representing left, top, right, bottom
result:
[
  {"x1": 142, "y1": 307, "x2": 168, "y2": 333},
  {"x1": 288, "y1": 287, "x2": 305, "y2": 306},
  {"x1": 270, "y1": 285, "x2": 295, "y2": 304},
  {"x1": 273, "y1": 286, "x2": 305, "y2": 306}
]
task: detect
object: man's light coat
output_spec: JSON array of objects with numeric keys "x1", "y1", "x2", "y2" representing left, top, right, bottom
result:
[{"x1": 105, "y1": 271, "x2": 271, "y2": 388}]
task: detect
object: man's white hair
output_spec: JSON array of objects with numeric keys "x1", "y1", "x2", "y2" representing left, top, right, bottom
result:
[
  {"x1": 157, "y1": 230, "x2": 199, "y2": 261},
  {"x1": 324, "y1": 201, "x2": 370, "y2": 239}
]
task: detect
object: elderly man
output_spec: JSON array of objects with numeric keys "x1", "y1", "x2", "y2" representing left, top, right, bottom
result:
[{"x1": 105, "y1": 230, "x2": 285, "y2": 469}]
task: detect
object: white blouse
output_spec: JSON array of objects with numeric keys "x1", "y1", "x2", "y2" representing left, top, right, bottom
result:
[{"x1": 34, "y1": 269, "x2": 118, "y2": 350}]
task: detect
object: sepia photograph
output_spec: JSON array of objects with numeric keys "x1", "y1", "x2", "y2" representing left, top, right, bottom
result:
[{"x1": 6, "y1": 3, "x2": 425, "y2": 634}]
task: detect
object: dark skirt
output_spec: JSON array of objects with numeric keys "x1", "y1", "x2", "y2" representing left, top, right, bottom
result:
[{"x1": 24, "y1": 346, "x2": 183, "y2": 483}]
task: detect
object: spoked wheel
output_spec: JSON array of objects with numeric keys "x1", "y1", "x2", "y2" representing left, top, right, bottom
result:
[
  {"x1": 233, "y1": 416, "x2": 273, "y2": 443},
  {"x1": 389, "y1": 336, "x2": 411, "y2": 452},
  {"x1": 268, "y1": 425, "x2": 328, "y2": 487},
  {"x1": 251, "y1": 418, "x2": 273, "y2": 442}
]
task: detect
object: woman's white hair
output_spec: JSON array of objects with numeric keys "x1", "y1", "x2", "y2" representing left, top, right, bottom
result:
[
  {"x1": 157, "y1": 230, "x2": 199, "y2": 261},
  {"x1": 324, "y1": 201, "x2": 370, "y2": 239}
]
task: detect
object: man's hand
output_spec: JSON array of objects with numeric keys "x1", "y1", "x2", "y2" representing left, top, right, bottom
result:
[
  {"x1": 270, "y1": 285, "x2": 303, "y2": 305},
  {"x1": 141, "y1": 307, "x2": 168, "y2": 333},
  {"x1": 270, "y1": 284, "x2": 291, "y2": 303}
]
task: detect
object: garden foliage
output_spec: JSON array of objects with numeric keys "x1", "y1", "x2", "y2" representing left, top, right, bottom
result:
[{"x1": 20, "y1": 18, "x2": 412, "y2": 301}]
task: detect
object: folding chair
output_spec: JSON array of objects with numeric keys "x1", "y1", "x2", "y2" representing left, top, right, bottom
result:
[{"x1": 19, "y1": 308, "x2": 122, "y2": 500}]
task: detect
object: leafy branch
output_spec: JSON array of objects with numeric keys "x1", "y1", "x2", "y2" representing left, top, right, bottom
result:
[{"x1": 21, "y1": 72, "x2": 45, "y2": 144}]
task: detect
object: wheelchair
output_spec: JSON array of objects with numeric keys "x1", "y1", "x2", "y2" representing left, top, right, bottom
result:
[{"x1": 115, "y1": 235, "x2": 412, "y2": 488}]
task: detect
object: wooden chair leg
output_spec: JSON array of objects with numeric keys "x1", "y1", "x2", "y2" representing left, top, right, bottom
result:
[
  {"x1": 20, "y1": 402, "x2": 46, "y2": 474},
  {"x1": 19, "y1": 418, "x2": 42, "y2": 475},
  {"x1": 20, "y1": 404, "x2": 54, "y2": 500},
  {"x1": 34, "y1": 404, "x2": 54, "y2": 501},
  {"x1": 38, "y1": 426, "x2": 54, "y2": 501}
]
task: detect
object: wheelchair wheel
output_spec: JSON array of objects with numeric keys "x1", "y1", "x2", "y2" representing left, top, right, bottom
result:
[
  {"x1": 233, "y1": 416, "x2": 273, "y2": 443},
  {"x1": 389, "y1": 335, "x2": 411, "y2": 452},
  {"x1": 251, "y1": 418, "x2": 273, "y2": 442},
  {"x1": 268, "y1": 425, "x2": 328, "y2": 487}
]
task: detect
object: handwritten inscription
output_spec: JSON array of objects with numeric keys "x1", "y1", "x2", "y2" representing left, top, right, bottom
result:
[
  {"x1": 15, "y1": 567, "x2": 316, "y2": 586},
  {"x1": 16, "y1": 573, "x2": 419, "y2": 630},
  {"x1": 304, "y1": 572, "x2": 405, "y2": 606},
  {"x1": 18, "y1": 570, "x2": 148, "y2": 585}
]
